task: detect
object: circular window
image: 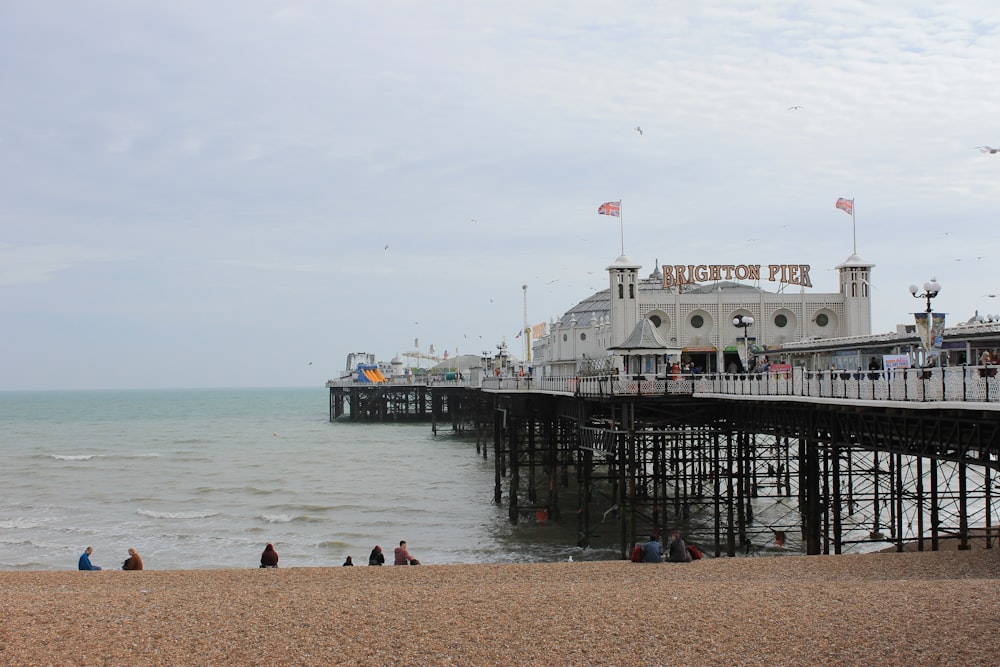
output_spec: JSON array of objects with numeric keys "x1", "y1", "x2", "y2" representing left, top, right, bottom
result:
[
  {"x1": 649, "y1": 315, "x2": 661, "y2": 328},
  {"x1": 562, "y1": 333, "x2": 568, "y2": 341},
  {"x1": 580, "y1": 333, "x2": 587, "y2": 341},
  {"x1": 774, "y1": 314, "x2": 788, "y2": 328},
  {"x1": 815, "y1": 313, "x2": 829, "y2": 327},
  {"x1": 691, "y1": 315, "x2": 704, "y2": 329}
]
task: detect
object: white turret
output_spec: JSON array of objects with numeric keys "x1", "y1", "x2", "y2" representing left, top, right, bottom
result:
[
  {"x1": 836, "y1": 254, "x2": 875, "y2": 336},
  {"x1": 607, "y1": 255, "x2": 642, "y2": 347}
]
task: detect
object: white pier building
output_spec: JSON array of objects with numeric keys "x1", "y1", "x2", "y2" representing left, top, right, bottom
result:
[{"x1": 531, "y1": 254, "x2": 874, "y2": 377}]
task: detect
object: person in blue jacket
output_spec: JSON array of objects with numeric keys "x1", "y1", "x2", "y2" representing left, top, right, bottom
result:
[
  {"x1": 78, "y1": 546, "x2": 102, "y2": 570},
  {"x1": 641, "y1": 535, "x2": 663, "y2": 563}
]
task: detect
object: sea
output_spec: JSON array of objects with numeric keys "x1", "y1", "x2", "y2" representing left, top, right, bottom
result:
[{"x1": 0, "y1": 387, "x2": 617, "y2": 571}]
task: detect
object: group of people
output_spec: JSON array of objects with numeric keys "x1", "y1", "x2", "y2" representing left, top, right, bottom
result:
[
  {"x1": 669, "y1": 361, "x2": 704, "y2": 377},
  {"x1": 980, "y1": 349, "x2": 1000, "y2": 365},
  {"x1": 365, "y1": 540, "x2": 419, "y2": 566},
  {"x1": 632, "y1": 531, "x2": 701, "y2": 563},
  {"x1": 78, "y1": 546, "x2": 143, "y2": 571},
  {"x1": 258, "y1": 540, "x2": 420, "y2": 569},
  {"x1": 78, "y1": 540, "x2": 421, "y2": 571}
]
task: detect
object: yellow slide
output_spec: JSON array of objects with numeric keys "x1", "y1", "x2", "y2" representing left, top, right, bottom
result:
[{"x1": 362, "y1": 368, "x2": 387, "y2": 383}]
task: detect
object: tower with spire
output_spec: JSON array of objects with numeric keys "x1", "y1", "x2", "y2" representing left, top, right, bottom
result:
[
  {"x1": 836, "y1": 253, "x2": 875, "y2": 336},
  {"x1": 607, "y1": 254, "x2": 642, "y2": 346}
]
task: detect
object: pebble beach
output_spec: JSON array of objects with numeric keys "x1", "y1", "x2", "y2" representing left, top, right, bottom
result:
[{"x1": 1, "y1": 549, "x2": 998, "y2": 666}]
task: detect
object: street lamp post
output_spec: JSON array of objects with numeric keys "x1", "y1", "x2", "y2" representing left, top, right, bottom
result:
[
  {"x1": 732, "y1": 314, "x2": 754, "y2": 372},
  {"x1": 909, "y1": 278, "x2": 942, "y2": 366},
  {"x1": 909, "y1": 278, "x2": 942, "y2": 313}
]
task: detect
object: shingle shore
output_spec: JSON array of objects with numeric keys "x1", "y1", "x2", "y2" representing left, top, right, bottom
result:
[{"x1": 1, "y1": 549, "x2": 997, "y2": 666}]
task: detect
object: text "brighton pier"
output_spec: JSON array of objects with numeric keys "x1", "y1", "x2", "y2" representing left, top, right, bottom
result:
[{"x1": 661, "y1": 264, "x2": 813, "y2": 288}]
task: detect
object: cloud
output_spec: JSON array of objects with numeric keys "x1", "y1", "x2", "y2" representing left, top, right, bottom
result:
[
  {"x1": 0, "y1": 243, "x2": 127, "y2": 286},
  {"x1": 1, "y1": 0, "x2": 999, "y2": 388}
]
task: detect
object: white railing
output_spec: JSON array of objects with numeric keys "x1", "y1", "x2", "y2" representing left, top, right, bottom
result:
[{"x1": 332, "y1": 366, "x2": 1000, "y2": 404}]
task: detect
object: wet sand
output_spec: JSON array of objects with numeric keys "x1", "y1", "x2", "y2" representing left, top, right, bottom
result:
[{"x1": 1, "y1": 549, "x2": 997, "y2": 666}]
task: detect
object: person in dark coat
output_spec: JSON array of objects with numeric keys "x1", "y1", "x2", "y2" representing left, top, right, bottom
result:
[
  {"x1": 122, "y1": 548, "x2": 143, "y2": 570},
  {"x1": 260, "y1": 543, "x2": 279, "y2": 568},
  {"x1": 667, "y1": 530, "x2": 692, "y2": 563},
  {"x1": 343, "y1": 556, "x2": 354, "y2": 566},
  {"x1": 368, "y1": 545, "x2": 385, "y2": 566}
]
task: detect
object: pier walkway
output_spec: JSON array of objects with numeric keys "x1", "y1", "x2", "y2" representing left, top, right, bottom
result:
[
  {"x1": 328, "y1": 366, "x2": 1000, "y2": 560},
  {"x1": 481, "y1": 365, "x2": 1000, "y2": 407}
]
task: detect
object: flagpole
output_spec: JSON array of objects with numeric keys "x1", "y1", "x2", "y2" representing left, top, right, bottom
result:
[
  {"x1": 619, "y1": 198, "x2": 624, "y2": 255},
  {"x1": 852, "y1": 198, "x2": 857, "y2": 255}
]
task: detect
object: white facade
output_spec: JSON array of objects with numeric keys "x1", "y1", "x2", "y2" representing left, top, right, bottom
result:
[{"x1": 532, "y1": 254, "x2": 875, "y2": 376}]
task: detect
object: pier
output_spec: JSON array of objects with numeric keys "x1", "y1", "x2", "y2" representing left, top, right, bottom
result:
[{"x1": 327, "y1": 367, "x2": 1000, "y2": 559}]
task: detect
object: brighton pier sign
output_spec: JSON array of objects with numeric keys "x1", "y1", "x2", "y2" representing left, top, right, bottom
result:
[{"x1": 662, "y1": 264, "x2": 812, "y2": 288}]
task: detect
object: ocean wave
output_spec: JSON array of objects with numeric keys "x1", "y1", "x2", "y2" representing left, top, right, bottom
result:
[
  {"x1": 258, "y1": 513, "x2": 326, "y2": 524},
  {"x1": 50, "y1": 454, "x2": 96, "y2": 461},
  {"x1": 267, "y1": 503, "x2": 339, "y2": 513},
  {"x1": 317, "y1": 540, "x2": 350, "y2": 549},
  {"x1": 136, "y1": 509, "x2": 219, "y2": 520},
  {"x1": 0, "y1": 561, "x2": 53, "y2": 570},
  {"x1": 0, "y1": 519, "x2": 47, "y2": 530}
]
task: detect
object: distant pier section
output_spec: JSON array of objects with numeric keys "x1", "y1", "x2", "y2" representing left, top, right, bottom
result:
[{"x1": 326, "y1": 351, "x2": 484, "y2": 426}]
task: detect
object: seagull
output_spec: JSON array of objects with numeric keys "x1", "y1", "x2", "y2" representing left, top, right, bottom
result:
[
  {"x1": 787, "y1": 105, "x2": 804, "y2": 110},
  {"x1": 384, "y1": 244, "x2": 389, "y2": 250},
  {"x1": 634, "y1": 126, "x2": 643, "y2": 135},
  {"x1": 984, "y1": 294, "x2": 997, "y2": 298},
  {"x1": 975, "y1": 146, "x2": 1000, "y2": 154}
]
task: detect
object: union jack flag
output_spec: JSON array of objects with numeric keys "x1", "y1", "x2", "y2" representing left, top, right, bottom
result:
[
  {"x1": 835, "y1": 198, "x2": 854, "y2": 215},
  {"x1": 598, "y1": 201, "x2": 621, "y2": 217}
]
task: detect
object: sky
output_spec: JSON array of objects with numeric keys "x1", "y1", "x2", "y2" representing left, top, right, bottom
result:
[{"x1": 2, "y1": 1, "x2": 999, "y2": 390}]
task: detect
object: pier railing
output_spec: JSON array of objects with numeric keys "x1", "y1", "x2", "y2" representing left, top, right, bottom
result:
[
  {"x1": 330, "y1": 365, "x2": 1000, "y2": 404},
  {"x1": 488, "y1": 366, "x2": 999, "y2": 404}
]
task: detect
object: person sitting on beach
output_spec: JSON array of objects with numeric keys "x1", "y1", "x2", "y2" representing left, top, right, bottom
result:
[
  {"x1": 122, "y1": 548, "x2": 143, "y2": 570},
  {"x1": 368, "y1": 545, "x2": 385, "y2": 566},
  {"x1": 394, "y1": 540, "x2": 417, "y2": 565},
  {"x1": 641, "y1": 534, "x2": 663, "y2": 563},
  {"x1": 343, "y1": 556, "x2": 354, "y2": 566},
  {"x1": 78, "y1": 546, "x2": 102, "y2": 570},
  {"x1": 260, "y1": 543, "x2": 279, "y2": 568},
  {"x1": 666, "y1": 530, "x2": 692, "y2": 563}
]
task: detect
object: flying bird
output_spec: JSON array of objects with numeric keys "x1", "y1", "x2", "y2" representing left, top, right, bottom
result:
[
  {"x1": 634, "y1": 126, "x2": 643, "y2": 135},
  {"x1": 384, "y1": 244, "x2": 389, "y2": 250},
  {"x1": 975, "y1": 146, "x2": 1000, "y2": 154},
  {"x1": 787, "y1": 106, "x2": 804, "y2": 110}
]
